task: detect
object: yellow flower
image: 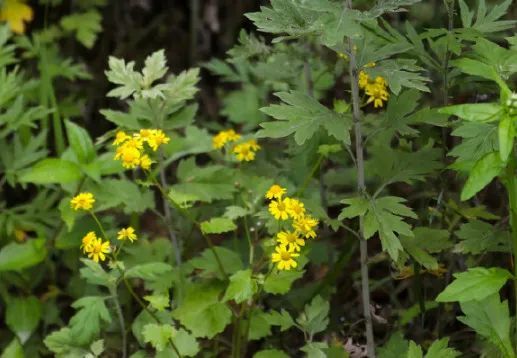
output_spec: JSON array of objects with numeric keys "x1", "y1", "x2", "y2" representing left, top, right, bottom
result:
[
  {"x1": 70, "y1": 192, "x2": 95, "y2": 211},
  {"x1": 81, "y1": 231, "x2": 97, "y2": 253},
  {"x1": 113, "y1": 131, "x2": 130, "y2": 146},
  {"x1": 212, "y1": 129, "x2": 241, "y2": 149},
  {"x1": 365, "y1": 82, "x2": 389, "y2": 108},
  {"x1": 117, "y1": 227, "x2": 137, "y2": 242},
  {"x1": 265, "y1": 184, "x2": 286, "y2": 200},
  {"x1": 115, "y1": 144, "x2": 141, "y2": 169},
  {"x1": 293, "y1": 215, "x2": 318, "y2": 239},
  {"x1": 233, "y1": 143, "x2": 254, "y2": 162},
  {"x1": 271, "y1": 245, "x2": 299, "y2": 270},
  {"x1": 147, "y1": 129, "x2": 170, "y2": 151},
  {"x1": 87, "y1": 238, "x2": 111, "y2": 263},
  {"x1": 140, "y1": 154, "x2": 152, "y2": 170},
  {"x1": 268, "y1": 198, "x2": 290, "y2": 220},
  {"x1": 285, "y1": 198, "x2": 306, "y2": 219},
  {"x1": 233, "y1": 139, "x2": 260, "y2": 162},
  {"x1": 0, "y1": 0, "x2": 33, "y2": 34},
  {"x1": 277, "y1": 230, "x2": 305, "y2": 252},
  {"x1": 358, "y1": 71, "x2": 369, "y2": 89}
]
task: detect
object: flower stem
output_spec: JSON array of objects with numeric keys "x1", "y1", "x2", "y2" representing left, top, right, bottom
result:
[
  {"x1": 346, "y1": 0, "x2": 375, "y2": 355},
  {"x1": 110, "y1": 286, "x2": 127, "y2": 358}
]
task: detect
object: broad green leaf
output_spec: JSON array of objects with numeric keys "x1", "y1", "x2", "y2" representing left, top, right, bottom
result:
[
  {"x1": 263, "y1": 269, "x2": 304, "y2": 294},
  {"x1": 143, "y1": 323, "x2": 175, "y2": 352},
  {"x1": 79, "y1": 258, "x2": 119, "y2": 287},
  {"x1": 142, "y1": 50, "x2": 168, "y2": 87},
  {"x1": 18, "y1": 158, "x2": 82, "y2": 184},
  {"x1": 155, "y1": 329, "x2": 200, "y2": 357},
  {"x1": 248, "y1": 309, "x2": 272, "y2": 340},
  {"x1": 425, "y1": 338, "x2": 460, "y2": 358},
  {"x1": 61, "y1": 10, "x2": 102, "y2": 48},
  {"x1": 90, "y1": 340, "x2": 104, "y2": 357},
  {"x1": 188, "y1": 246, "x2": 243, "y2": 280},
  {"x1": 200, "y1": 217, "x2": 237, "y2": 234},
  {"x1": 125, "y1": 262, "x2": 173, "y2": 281},
  {"x1": 407, "y1": 341, "x2": 423, "y2": 358},
  {"x1": 172, "y1": 283, "x2": 232, "y2": 338},
  {"x1": 458, "y1": 294, "x2": 515, "y2": 358},
  {"x1": 378, "y1": 332, "x2": 409, "y2": 358},
  {"x1": 0, "y1": 238, "x2": 47, "y2": 271},
  {"x1": 6, "y1": 296, "x2": 42, "y2": 343},
  {"x1": 399, "y1": 235, "x2": 438, "y2": 270},
  {"x1": 105, "y1": 56, "x2": 142, "y2": 99},
  {"x1": 224, "y1": 206, "x2": 249, "y2": 220},
  {"x1": 44, "y1": 328, "x2": 89, "y2": 357},
  {"x1": 266, "y1": 309, "x2": 295, "y2": 331},
  {"x1": 144, "y1": 293, "x2": 170, "y2": 311},
  {"x1": 301, "y1": 342, "x2": 329, "y2": 358},
  {"x1": 498, "y1": 114, "x2": 514, "y2": 162},
  {"x1": 223, "y1": 269, "x2": 257, "y2": 303},
  {"x1": 65, "y1": 121, "x2": 95, "y2": 164},
  {"x1": 0, "y1": 339, "x2": 24, "y2": 358},
  {"x1": 69, "y1": 296, "x2": 112, "y2": 344},
  {"x1": 297, "y1": 295, "x2": 329, "y2": 337},
  {"x1": 461, "y1": 152, "x2": 504, "y2": 200},
  {"x1": 436, "y1": 267, "x2": 512, "y2": 302},
  {"x1": 439, "y1": 103, "x2": 501, "y2": 122},
  {"x1": 258, "y1": 91, "x2": 352, "y2": 145},
  {"x1": 455, "y1": 220, "x2": 510, "y2": 254}
]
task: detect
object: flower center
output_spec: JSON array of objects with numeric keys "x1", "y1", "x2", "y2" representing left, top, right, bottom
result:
[
  {"x1": 277, "y1": 202, "x2": 285, "y2": 211},
  {"x1": 286, "y1": 234, "x2": 296, "y2": 243},
  {"x1": 280, "y1": 251, "x2": 291, "y2": 260}
]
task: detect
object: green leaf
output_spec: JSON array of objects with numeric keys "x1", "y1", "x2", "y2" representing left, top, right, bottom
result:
[
  {"x1": 144, "y1": 293, "x2": 170, "y2": 312},
  {"x1": 266, "y1": 309, "x2": 295, "y2": 331},
  {"x1": 263, "y1": 269, "x2": 304, "y2": 294},
  {"x1": 248, "y1": 309, "x2": 272, "y2": 340},
  {"x1": 6, "y1": 296, "x2": 42, "y2": 343},
  {"x1": 172, "y1": 283, "x2": 232, "y2": 338},
  {"x1": 60, "y1": 10, "x2": 102, "y2": 48},
  {"x1": 105, "y1": 56, "x2": 142, "y2": 99},
  {"x1": 407, "y1": 341, "x2": 423, "y2": 358},
  {"x1": 143, "y1": 323, "x2": 175, "y2": 352},
  {"x1": 94, "y1": 178, "x2": 154, "y2": 214},
  {"x1": 424, "y1": 338, "x2": 460, "y2": 358},
  {"x1": 436, "y1": 267, "x2": 512, "y2": 302},
  {"x1": 65, "y1": 121, "x2": 95, "y2": 164},
  {"x1": 188, "y1": 246, "x2": 243, "y2": 280},
  {"x1": 258, "y1": 91, "x2": 352, "y2": 145},
  {"x1": 0, "y1": 339, "x2": 24, "y2": 358},
  {"x1": 69, "y1": 296, "x2": 112, "y2": 344},
  {"x1": 340, "y1": 196, "x2": 416, "y2": 260},
  {"x1": 90, "y1": 340, "x2": 104, "y2": 357},
  {"x1": 455, "y1": 220, "x2": 510, "y2": 254},
  {"x1": 44, "y1": 328, "x2": 89, "y2": 357},
  {"x1": 18, "y1": 158, "x2": 82, "y2": 184},
  {"x1": 458, "y1": 294, "x2": 515, "y2": 358},
  {"x1": 439, "y1": 103, "x2": 501, "y2": 122},
  {"x1": 142, "y1": 50, "x2": 168, "y2": 88},
  {"x1": 164, "y1": 68, "x2": 200, "y2": 106},
  {"x1": 297, "y1": 295, "x2": 329, "y2": 337},
  {"x1": 458, "y1": 0, "x2": 515, "y2": 34},
  {"x1": 79, "y1": 258, "x2": 119, "y2": 287},
  {"x1": 125, "y1": 262, "x2": 173, "y2": 281},
  {"x1": 378, "y1": 332, "x2": 409, "y2": 358},
  {"x1": 155, "y1": 329, "x2": 200, "y2": 357},
  {"x1": 224, "y1": 206, "x2": 249, "y2": 220},
  {"x1": 223, "y1": 269, "x2": 257, "y2": 303},
  {"x1": 200, "y1": 217, "x2": 237, "y2": 234},
  {"x1": 254, "y1": 350, "x2": 290, "y2": 358},
  {"x1": 498, "y1": 114, "x2": 514, "y2": 162},
  {"x1": 461, "y1": 152, "x2": 504, "y2": 200},
  {"x1": 0, "y1": 238, "x2": 47, "y2": 271},
  {"x1": 399, "y1": 235, "x2": 438, "y2": 270},
  {"x1": 221, "y1": 85, "x2": 265, "y2": 128}
]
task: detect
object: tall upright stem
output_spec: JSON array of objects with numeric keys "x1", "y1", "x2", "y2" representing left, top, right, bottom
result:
[
  {"x1": 110, "y1": 286, "x2": 127, "y2": 358},
  {"x1": 346, "y1": 1, "x2": 375, "y2": 355},
  {"x1": 505, "y1": 159, "x2": 517, "y2": 337}
]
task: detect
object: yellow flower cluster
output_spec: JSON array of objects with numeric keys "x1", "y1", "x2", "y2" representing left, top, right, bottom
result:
[
  {"x1": 70, "y1": 193, "x2": 138, "y2": 263},
  {"x1": 212, "y1": 129, "x2": 261, "y2": 162},
  {"x1": 358, "y1": 63, "x2": 389, "y2": 108},
  {"x1": 0, "y1": 0, "x2": 33, "y2": 34},
  {"x1": 266, "y1": 185, "x2": 319, "y2": 270},
  {"x1": 80, "y1": 231, "x2": 111, "y2": 263},
  {"x1": 113, "y1": 129, "x2": 170, "y2": 170}
]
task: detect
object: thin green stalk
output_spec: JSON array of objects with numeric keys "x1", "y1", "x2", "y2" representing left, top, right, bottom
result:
[
  {"x1": 122, "y1": 275, "x2": 182, "y2": 357},
  {"x1": 243, "y1": 215, "x2": 254, "y2": 266},
  {"x1": 505, "y1": 159, "x2": 517, "y2": 333},
  {"x1": 89, "y1": 211, "x2": 109, "y2": 240},
  {"x1": 346, "y1": 0, "x2": 375, "y2": 355},
  {"x1": 110, "y1": 286, "x2": 127, "y2": 358},
  {"x1": 151, "y1": 177, "x2": 229, "y2": 280},
  {"x1": 296, "y1": 155, "x2": 324, "y2": 197}
]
